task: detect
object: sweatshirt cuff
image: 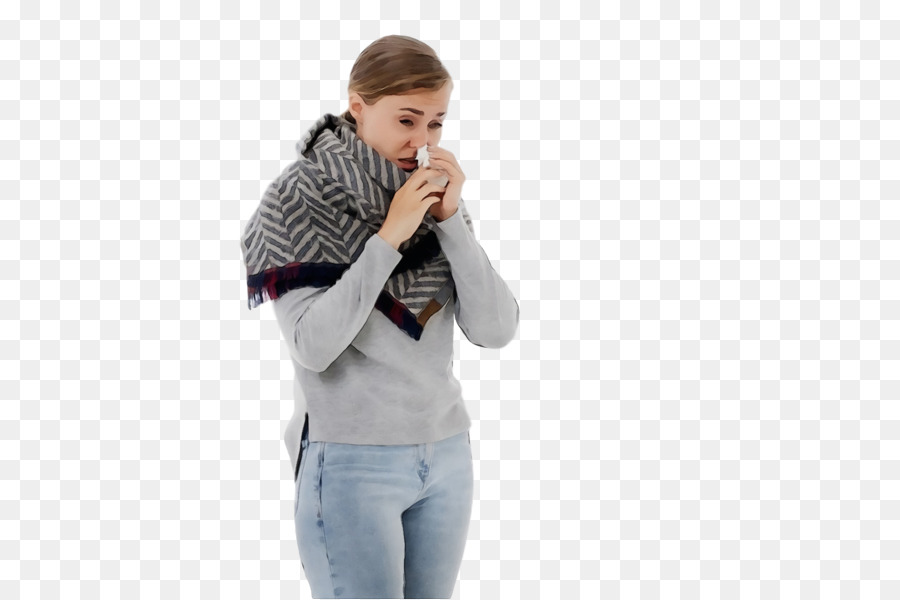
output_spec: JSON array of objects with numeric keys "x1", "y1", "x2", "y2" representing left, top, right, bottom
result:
[
  {"x1": 367, "y1": 231, "x2": 403, "y2": 261},
  {"x1": 431, "y1": 205, "x2": 486, "y2": 275},
  {"x1": 432, "y1": 207, "x2": 467, "y2": 240}
]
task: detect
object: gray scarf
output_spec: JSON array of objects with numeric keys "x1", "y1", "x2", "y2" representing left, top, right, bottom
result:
[{"x1": 240, "y1": 113, "x2": 473, "y2": 340}]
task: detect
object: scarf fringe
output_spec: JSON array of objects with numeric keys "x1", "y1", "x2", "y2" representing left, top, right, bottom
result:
[
  {"x1": 246, "y1": 260, "x2": 427, "y2": 341},
  {"x1": 374, "y1": 291, "x2": 424, "y2": 341},
  {"x1": 246, "y1": 261, "x2": 348, "y2": 310}
]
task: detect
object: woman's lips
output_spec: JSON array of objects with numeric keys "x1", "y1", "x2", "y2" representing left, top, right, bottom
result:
[{"x1": 400, "y1": 158, "x2": 418, "y2": 169}]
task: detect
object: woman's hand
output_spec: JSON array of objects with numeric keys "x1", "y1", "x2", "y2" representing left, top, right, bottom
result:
[
  {"x1": 378, "y1": 168, "x2": 446, "y2": 249},
  {"x1": 422, "y1": 146, "x2": 465, "y2": 222}
]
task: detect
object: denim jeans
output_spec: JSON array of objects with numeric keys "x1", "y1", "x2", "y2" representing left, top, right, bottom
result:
[{"x1": 293, "y1": 426, "x2": 474, "y2": 599}]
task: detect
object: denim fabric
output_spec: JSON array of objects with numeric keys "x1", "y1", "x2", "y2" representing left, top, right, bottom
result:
[{"x1": 293, "y1": 427, "x2": 473, "y2": 599}]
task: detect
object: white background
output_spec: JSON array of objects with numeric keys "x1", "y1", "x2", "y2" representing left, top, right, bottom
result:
[{"x1": 2, "y1": 1, "x2": 898, "y2": 599}]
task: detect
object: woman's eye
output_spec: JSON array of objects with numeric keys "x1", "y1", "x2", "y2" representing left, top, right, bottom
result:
[{"x1": 400, "y1": 119, "x2": 442, "y2": 128}]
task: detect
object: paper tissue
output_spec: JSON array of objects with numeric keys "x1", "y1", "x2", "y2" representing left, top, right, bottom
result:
[{"x1": 417, "y1": 145, "x2": 450, "y2": 188}]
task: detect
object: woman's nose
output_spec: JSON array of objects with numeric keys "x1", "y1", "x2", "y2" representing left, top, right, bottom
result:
[{"x1": 411, "y1": 130, "x2": 429, "y2": 148}]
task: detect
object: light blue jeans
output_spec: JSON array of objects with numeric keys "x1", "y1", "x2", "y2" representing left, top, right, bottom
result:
[{"x1": 293, "y1": 427, "x2": 474, "y2": 599}]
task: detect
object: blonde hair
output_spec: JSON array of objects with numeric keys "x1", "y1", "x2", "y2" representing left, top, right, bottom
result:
[{"x1": 341, "y1": 35, "x2": 452, "y2": 124}]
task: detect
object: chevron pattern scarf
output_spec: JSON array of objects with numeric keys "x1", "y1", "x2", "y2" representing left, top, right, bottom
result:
[{"x1": 240, "y1": 113, "x2": 474, "y2": 341}]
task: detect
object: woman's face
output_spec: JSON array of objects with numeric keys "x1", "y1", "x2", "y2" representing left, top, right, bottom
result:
[{"x1": 348, "y1": 83, "x2": 452, "y2": 172}]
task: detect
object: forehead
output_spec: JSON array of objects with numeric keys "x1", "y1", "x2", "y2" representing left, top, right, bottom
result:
[{"x1": 385, "y1": 87, "x2": 450, "y2": 112}]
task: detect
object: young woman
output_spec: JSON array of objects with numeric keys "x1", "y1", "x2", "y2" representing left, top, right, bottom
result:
[{"x1": 241, "y1": 35, "x2": 519, "y2": 599}]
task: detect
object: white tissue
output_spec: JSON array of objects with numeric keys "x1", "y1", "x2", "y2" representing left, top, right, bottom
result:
[
  {"x1": 416, "y1": 145, "x2": 431, "y2": 169},
  {"x1": 417, "y1": 145, "x2": 449, "y2": 188}
]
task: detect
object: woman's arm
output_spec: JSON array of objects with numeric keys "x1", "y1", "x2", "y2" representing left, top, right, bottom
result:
[
  {"x1": 433, "y1": 200, "x2": 520, "y2": 348},
  {"x1": 272, "y1": 233, "x2": 403, "y2": 372}
]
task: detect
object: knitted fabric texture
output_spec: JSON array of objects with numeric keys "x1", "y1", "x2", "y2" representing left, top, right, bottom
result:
[{"x1": 240, "y1": 113, "x2": 474, "y2": 340}]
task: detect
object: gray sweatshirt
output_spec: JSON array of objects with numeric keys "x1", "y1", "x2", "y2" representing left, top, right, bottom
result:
[{"x1": 272, "y1": 204, "x2": 519, "y2": 478}]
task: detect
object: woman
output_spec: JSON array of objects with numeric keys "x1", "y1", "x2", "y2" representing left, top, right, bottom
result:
[{"x1": 241, "y1": 35, "x2": 519, "y2": 599}]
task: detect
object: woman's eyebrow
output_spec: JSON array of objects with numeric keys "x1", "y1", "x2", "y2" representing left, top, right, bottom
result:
[{"x1": 399, "y1": 108, "x2": 446, "y2": 117}]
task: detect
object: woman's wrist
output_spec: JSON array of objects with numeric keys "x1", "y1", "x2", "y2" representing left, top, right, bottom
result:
[{"x1": 376, "y1": 229, "x2": 402, "y2": 250}]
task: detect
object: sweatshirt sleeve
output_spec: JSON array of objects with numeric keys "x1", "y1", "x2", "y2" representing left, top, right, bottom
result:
[
  {"x1": 433, "y1": 201, "x2": 520, "y2": 348},
  {"x1": 271, "y1": 233, "x2": 403, "y2": 372}
]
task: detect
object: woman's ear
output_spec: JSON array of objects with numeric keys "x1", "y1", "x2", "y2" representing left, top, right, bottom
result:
[{"x1": 347, "y1": 92, "x2": 364, "y2": 124}]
